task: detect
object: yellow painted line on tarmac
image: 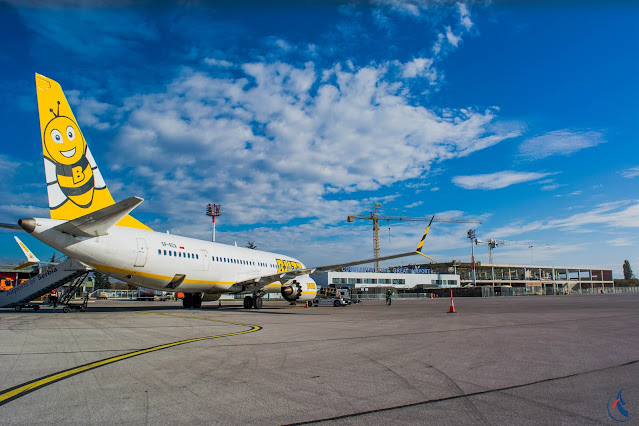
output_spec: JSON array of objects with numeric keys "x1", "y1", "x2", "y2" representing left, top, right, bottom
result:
[{"x1": 0, "y1": 312, "x2": 261, "y2": 406}]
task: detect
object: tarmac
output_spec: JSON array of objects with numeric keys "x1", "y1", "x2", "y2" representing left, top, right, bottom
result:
[{"x1": 0, "y1": 293, "x2": 637, "y2": 425}]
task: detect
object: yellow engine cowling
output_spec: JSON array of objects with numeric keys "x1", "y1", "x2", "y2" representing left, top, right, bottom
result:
[{"x1": 281, "y1": 277, "x2": 317, "y2": 302}]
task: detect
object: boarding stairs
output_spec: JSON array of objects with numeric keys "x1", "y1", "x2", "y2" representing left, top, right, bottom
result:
[{"x1": 0, "y1": 258, "x2": 93, "y2": 308}]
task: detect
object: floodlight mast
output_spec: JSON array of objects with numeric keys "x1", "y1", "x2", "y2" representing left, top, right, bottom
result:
[
  {"x1": 206, "y1": 203, "x2": 222, "y2": 242},
  {"x1": 467, "y1": 229, "x2": 476, "y2": 286}
]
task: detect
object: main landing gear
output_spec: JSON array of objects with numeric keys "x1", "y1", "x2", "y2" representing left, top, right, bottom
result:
[
  {"x1": 243, "y1": 294, "x2": 263, "y2": 309},
  {"x1": 182, "y1": 292, "x2": 202, "y2": 309}
]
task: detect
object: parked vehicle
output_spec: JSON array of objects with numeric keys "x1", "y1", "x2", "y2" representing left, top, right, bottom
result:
[{"x1": 311, "y1": 287, "x2": 351, "y2": 307}]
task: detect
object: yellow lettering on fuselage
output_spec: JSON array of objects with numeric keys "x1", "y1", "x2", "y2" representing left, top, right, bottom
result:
[{"x1": 276, "y1": 259, "x2": 302, "y2": 273}]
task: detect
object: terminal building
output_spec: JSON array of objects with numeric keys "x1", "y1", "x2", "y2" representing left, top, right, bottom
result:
[
  {"x1": 315, "y1": 261, "x2": 615, "y2": 297},
  {"x1": 314, "y1": 266, "x2": 459, "y2": 298},
  {"x1": 426, "y1": 261, "x2": 614, "y2": 294}
]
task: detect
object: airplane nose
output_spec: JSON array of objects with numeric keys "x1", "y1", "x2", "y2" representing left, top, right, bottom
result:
[{"x1": 18, "y1": 218, "x2": 36, "y2": 233}]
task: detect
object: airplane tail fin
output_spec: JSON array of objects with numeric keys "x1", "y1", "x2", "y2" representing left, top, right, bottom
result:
[
  {"x1": 14, "y1": 236, "x2": 41, "y2": 269},
  {"x1": 35, "y1": 73, "x2": 150, "y2": 231}
]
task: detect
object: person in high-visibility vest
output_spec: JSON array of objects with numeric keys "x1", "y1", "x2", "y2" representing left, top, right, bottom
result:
[{"x1": 50, "y1": 288, "x2": 58, "y2": 308}]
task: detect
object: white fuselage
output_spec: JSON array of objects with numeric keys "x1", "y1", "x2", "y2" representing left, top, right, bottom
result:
[{"x1": 27, "y1": 218, "x2": 317, "y2": 297}]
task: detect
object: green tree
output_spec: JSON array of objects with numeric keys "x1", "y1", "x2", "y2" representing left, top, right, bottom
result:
[
  {"x1": 623, "y1": 260, "x2": 634, "y2": 280},
  {"x1": 94, "y1": 271, "x2": 110, "y2": 289}
]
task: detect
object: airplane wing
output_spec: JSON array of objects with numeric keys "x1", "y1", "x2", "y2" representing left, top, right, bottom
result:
[{"x1": 232, "y1": 217, "x2": 435, "y2": 294}]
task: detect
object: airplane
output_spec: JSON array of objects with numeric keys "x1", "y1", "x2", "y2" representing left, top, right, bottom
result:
[{"x1": 2, "y1": 73, "x2": 434, "y2": 309}]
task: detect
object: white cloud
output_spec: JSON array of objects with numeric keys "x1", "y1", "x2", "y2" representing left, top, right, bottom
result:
[
  {"x1": 105, "y1": 61, "x2": 518, "y2": 231},
  {"x1": 405, "y1": 201, "x2": 423, "y2": 208},
  {"x1": 518, "y1": 129, "x2": 605, "y2": 160},
  {"x1": 401, "y1": 57, "x2": 437, "y2": 83},
  {"x1": 452, "y1": 171, "x2": 554, "y2": 190},
  {"x1": 204, "y1": 58, "x2": 233, "y2": 67},
  {"x1": 620, "y1": 166, "x2": 639, "y2": 178},
  {"x1": 274, "y1": 39, "x2": 291, "y2": 51},
  {"x1": 609, "y1": 237, "x2": 635, "y2": 247},
  {"x1": 445, "y1": 26, "x2": 461, "y2": 47},
  {"x1": 66, "y1": 90, "x2": 117, "y2": 130},
  {"x1": 541, "y1": 183, "x2": 562, "y2": 191},
  {"x1": 487, "y1": 200, "x2": 639, "y2": 239},
  {"x1": 458, "y1": 3, "x2": 473, "y2": 30}
]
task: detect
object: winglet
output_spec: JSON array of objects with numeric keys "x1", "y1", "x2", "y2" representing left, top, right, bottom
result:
[
  {"x1": 414, "y1": 216, "x2": 435, "y2": 262},
  {"x1": 15, "y1": 236, "x2": 41, "y2": 264},
  {"x1": 53, "y1": 196, "x2": 144, "y2": 237}
]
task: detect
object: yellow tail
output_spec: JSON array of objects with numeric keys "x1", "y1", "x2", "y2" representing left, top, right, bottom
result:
[{"x1": 35, "y1": 73, "x2": 151, "y2": 231}]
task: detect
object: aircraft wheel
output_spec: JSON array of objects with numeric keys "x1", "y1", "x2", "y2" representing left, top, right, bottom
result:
[
  {"x1": 182, "y1": 293, "x2": 193, "y2": 309},
  {"x1": 14, "y1": 306, "x2": 21, "y2": 312},
  {"x1": 80, "y1": 306, "x2": 87, "y2": 312},
  {"x1": 243, "y1": 296, "x2": 253, "y2": 309},
  {"x1": 253, "y1": 296, "x2": 263, "y2": 309},
  {"x1": 63, "y1": 306, "x2": 70, "y2": 313},
  {"x1": 33, "y1": 305, "x2": 40, "y2": 312},
  {"x1": 192, "y1": 293, "x2": 202, "y2": 309},
  {"x1": 333, "y1": 300, "x2": 341, "y2": 307}
]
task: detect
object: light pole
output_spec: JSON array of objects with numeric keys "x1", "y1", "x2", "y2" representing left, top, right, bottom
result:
[
  {"x1": 206, "y1": 204, "x2": 221, "y2": 242},
  {"x1": 467, "y1": 229, "x2": 476, "y2": 286}
]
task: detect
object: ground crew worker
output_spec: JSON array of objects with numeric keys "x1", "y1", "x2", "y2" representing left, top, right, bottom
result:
[
  {"x1": 385, "y1": 288, "x2": 392, "y2": 306},
  {"x1": 50, "y1": 288, "x2": 58, "y2": 308}
]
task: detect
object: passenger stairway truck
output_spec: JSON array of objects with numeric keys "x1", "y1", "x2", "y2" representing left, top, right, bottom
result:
[{"x1": 0, "y1": 258, "x2": 92, "y2": 311}]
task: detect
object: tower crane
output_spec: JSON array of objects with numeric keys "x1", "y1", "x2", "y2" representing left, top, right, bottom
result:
[
  {"x1": 475, "y1": 238, "x2": 548, "y2": 264},
  {"x1": 347, "y1": 203, "x2": 482, "y2": 271}
]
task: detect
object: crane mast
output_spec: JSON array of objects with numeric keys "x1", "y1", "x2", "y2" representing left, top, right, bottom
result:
[{"x1": 348, "y1": 204, "x2": 482, "y2": 271}]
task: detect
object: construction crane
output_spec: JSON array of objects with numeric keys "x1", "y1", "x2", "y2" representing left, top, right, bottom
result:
[
  {"x1": 475, "y1": 238, "x2": 548, "y2": 264},
  {"x1": 347, "y1": 203, "x2": 483, "y2": 271}
]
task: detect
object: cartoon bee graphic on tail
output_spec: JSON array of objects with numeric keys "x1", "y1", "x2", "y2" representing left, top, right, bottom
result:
[
  {"x1": 42, "y1": 100, "x2": 106, "y2": 211},
  {"x1": 35, "y1": 73, "x2": 151, "y2": 230}
]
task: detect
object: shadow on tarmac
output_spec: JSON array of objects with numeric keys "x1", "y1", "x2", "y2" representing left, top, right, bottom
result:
[{"x1": 2, "y1": 301, "x2": 318, "y2": 315}]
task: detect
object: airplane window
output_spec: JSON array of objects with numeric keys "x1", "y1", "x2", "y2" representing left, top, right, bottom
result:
[
  {"x1": 196, "y1": 254, "x2": 199, "y2": 259},
  {"x1": 174, "y1": 251, "x2": 177, "y2": 256},
  {"x1": 187, "y1": 253, "x2": 190, "y2": 259},
  {"x1": 169, "y1": 251, "x2": 171, "y2": 256},
  {"x1": 179, "y1": 252, "x2": 182, "y2": 258},
  {"x1": 157, "y1": 249, "x2": 161, "y2": 255}
]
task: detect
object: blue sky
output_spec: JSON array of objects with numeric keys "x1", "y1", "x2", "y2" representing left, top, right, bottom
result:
[{"x1": 0, "y1": 1, "x2": 637, "y2": 277}]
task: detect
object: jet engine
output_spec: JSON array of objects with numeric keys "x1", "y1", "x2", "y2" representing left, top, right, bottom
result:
[{"x1": 281, "y1": 279, "x2": 317, "y2": 302}]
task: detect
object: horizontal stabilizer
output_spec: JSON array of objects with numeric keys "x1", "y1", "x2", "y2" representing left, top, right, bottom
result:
[
  {"x1": 0, "y1": 223, "x2": 22, "y2": 230},
  {"x1": 54, "y1": 196, "x2": 144, "y2": 237}
]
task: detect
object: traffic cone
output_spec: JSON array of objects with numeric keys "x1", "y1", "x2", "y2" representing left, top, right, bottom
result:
[
  {"x1": 448, "y1": 289, "x2": 456, "y2": 313},
  {"x1": 218, "y1": 299, "x2": 222, "y2": 308}
]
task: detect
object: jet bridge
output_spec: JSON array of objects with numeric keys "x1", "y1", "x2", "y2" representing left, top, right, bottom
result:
[{"x1": 0, "y1": 258, "x2": 92, "y2": 309}]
